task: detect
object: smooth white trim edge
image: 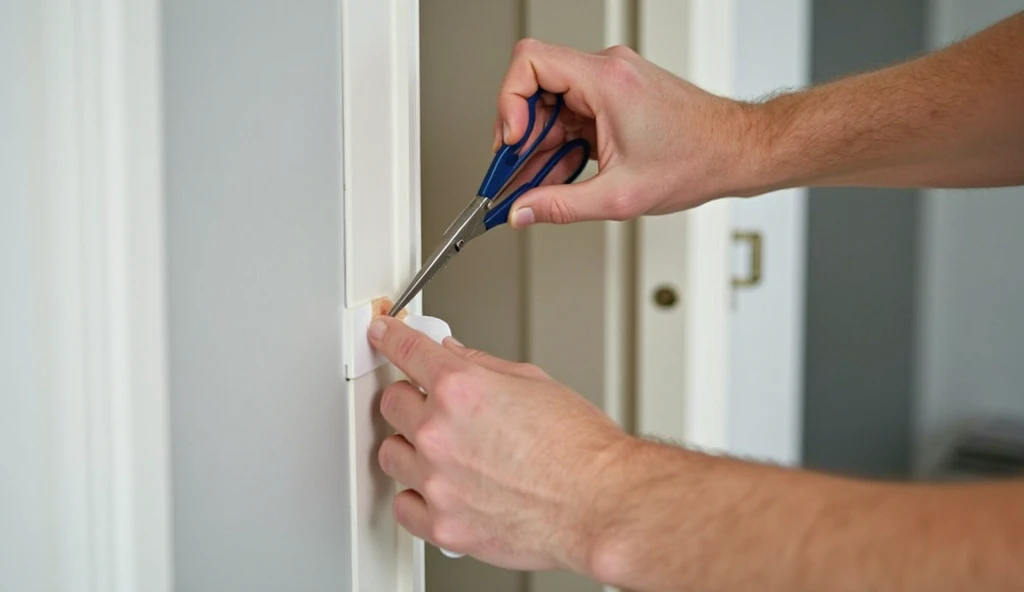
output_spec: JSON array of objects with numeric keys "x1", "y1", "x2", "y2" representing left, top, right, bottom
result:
[
  {"x1": 340, "y1": 0, "x2": 424, "y2": 590},
  {"x1": 636, "y1": 0, "x2": 733, "y2": 450},
  {"x1": 40, "y1": 0, "x2": 173, "y2": 590}
]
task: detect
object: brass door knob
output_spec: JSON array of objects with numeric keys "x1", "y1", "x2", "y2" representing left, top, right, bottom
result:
[{"x1": 653, "y1": 285, "x2": 680, "y2": 309}]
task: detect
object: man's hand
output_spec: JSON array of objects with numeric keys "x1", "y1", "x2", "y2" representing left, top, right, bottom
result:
[
  {"x1": 498, "y1": 12, "x2": 1024, "y2": 229},
  {"x1": 368, "y1": 317, "x2": 1024, "y2": 592},
  {"x1": 495, "y1": 40, "x2": 760, "y2": 228},
  {"x1": 367, "y1": 315, "x2": 635, "y2": 573}
]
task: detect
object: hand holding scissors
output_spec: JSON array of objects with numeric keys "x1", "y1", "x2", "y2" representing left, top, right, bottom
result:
[{"x1": 388, "y1": 89, "x2": 592, "y2": 317}]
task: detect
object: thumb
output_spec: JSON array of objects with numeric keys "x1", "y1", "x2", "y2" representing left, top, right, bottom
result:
[{"x1": 508, "y1": 174, "x2": 624, "y2": 227}]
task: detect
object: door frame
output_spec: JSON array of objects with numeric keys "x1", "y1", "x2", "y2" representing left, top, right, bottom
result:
[
  {"x1": 340, "y1": 0, "x2": 424, "y2": 589},
  {"x1": 634, "y1": 0, "x2": 734, "y2": 450},
  {"x1": 636, "y1": 0, "x2": 809, "y2": 464},
  {"x1": 37, "y1": 0, "x2": 426, "y2": 589},
  {"x1": 38, "y1": 0, "x2": 173, "y2": 589}
]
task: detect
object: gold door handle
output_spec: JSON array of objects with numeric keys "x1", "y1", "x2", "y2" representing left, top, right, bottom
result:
[{"x1": 732, "y1": 231, "x2": 763, "y2": 289}]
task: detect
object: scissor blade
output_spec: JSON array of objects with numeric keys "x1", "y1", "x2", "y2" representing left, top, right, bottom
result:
[
  {"x1": 389, "y1": 196, "x2": 490, "y2": 317},
  {"x1": 389, "y1": 238, "x2": 456, "y2": 316}
]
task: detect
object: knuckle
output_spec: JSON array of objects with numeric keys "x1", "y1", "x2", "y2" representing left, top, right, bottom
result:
[
  {"x1": 601, "y1": 56, "x2": 639, "y2": 89},
  {"x1": 379, "y1": 385, "x2": 400, "y2": 416},
  {"x1": 393, "y1": 494, "x2": 415, "y2": 526},
  {"x1": 605, "y1": 44, "x2": 636, "y2": 59},
  {"x1": 548, "y1": 197, "x2": 577, "y2": 225},
  {"x1": 434, "y1": 366, "x2": 486, "y2": 411},
  {"x1": 432, "y1": 365, "x2": 469, "y2": 399},
  {"x1": 604, "y1": 189, "x2": 636, "y2": 221},
  {"x1": 430, "y1": 518, "x2": 461, "y2": 551},
  {"x1": 461, "y1": 347, "x2": 490, "y2": 364},
  {"x1": 394, "y1": 333, "x2": 424, "y2": 365},
  {"x1": 377, "y1": 440, "x2": 395, "y2": 473},
  {"x1": 420, "y1": 476, "x2": 447, "y2": 505},
  {"x1": 513, "y1": 37, "x2": 543, "y2": 57},
  {"x1": 414, "y1": 421, "x2": 448, "y2": 461},
  {"x1": 462, "y1": 348, "x2": 497, "y2": 366},
  {"x1": 517, "y1": 362, "x2": 549, "y2": 380}
]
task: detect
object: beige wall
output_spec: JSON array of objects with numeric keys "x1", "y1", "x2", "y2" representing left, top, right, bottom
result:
[
  {"x1": 420, "y1": 0, "x2": 526, "y2": 365},
  {"x1": 420, "y1": 2, "x2": 529, "y2": 591},
  {"x1": 421, "y1": 2, "x2": 634, "y2": 590}
]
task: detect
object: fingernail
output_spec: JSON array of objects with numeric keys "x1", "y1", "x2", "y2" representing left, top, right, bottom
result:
[
  {"x1": 368, "y1": 319, "x2": 388, "y2": 342},
  {"x1": 512, "y1": 207, "x2": 535, "y2": 228},
  {"x1": 502, "y1": 122, "x2": 510, "y2": 143},
  {"x1": 444, "y1": 336, "x2": 464, "y2": 348}
]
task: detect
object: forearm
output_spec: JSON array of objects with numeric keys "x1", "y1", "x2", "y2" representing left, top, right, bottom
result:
[
  {"x1": 737, "y1": 11, "x2": 1024, "y2": 196},
  {"x1": 588, "y1": 439, "x2": 1024, "y2": 592}
]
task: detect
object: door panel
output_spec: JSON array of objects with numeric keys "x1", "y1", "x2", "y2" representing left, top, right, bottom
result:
[
  {"x1": 635, "y1": 0, "x2": 733, "y2": 450},
  {"x1": 727, "y1": 0, "x2": 809, "y2": 466}
]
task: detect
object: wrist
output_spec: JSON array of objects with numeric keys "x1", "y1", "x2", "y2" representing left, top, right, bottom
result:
[
  {"x1": 579, "y1": 437, "x2": 677, "y2": 588},
  {"x1": 556, "y1": 433, "x2": 649, "y2": 581},
  {"x1": 725, "y1": 92, "x2": 805, "y2": 199}
]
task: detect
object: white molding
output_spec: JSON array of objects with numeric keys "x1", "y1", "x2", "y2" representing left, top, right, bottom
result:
[
  {"x1": 677, "y1": 0, "x2": 733, "y2": 449},
  {"x1": 636, "y1": 0, "x2": 733, "y2": 449},
  {"x1": 601, "y1": 0, "x2": 636, "y2": 440},
  {"x1": 40, "y1": 0, "x2": 172, "y2": 590},
  {"x1": 726, "y1": 0, "x2": 809, "y2": 466},
  {"x1": 340, "y1": 0, "x2": 424, "y2": 589}
]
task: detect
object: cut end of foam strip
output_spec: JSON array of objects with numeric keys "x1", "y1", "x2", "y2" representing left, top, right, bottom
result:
[
  {"x1": 372, "y1": 296, "x2": 408, "y2": 321},
  {"x1": 342, "y1": 297, "x2": 450, "y2": 380},
  {"x1": 342, "y1": 297, "x2": 462, "y2": 558}
]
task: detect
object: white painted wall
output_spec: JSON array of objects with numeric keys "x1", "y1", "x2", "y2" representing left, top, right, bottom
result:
[
  {"x1": 163, "y1": 2, "x2": 352, "y2": 589},
  {"x1": 5, "y1": 2, "x2": 416, "y2": 590},
  {"x1": 0, "y1": 4, "x2": 53, "y2": 592},
  {"x1": 915, "y1": 0, "x2": 1024, "y2": 473}
]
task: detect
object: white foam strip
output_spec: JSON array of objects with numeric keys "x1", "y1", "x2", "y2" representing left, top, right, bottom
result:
[
  {"x1": 342, "y1": 303, "x2": 463, "y2": 558},
  {"x1": 342, "y1": 303, "x2": 454, "y2": 380},
  {"x1": 342, "y1": 301, "x2": 388, "y2": 380}
]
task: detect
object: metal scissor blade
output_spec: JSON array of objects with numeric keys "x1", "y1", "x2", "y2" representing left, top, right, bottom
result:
[{"x1": 388, "y1": 196, "x2": 491, "y2": 317}]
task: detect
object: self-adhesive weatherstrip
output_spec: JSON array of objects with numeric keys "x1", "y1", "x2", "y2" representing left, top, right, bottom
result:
[{"x1": 342, "y1": 297, "x2": 463, "y2": 558}]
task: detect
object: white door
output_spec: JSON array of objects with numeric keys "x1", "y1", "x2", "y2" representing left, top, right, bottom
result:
[
  {"x1": 636, "y1": 0, "x2": 809, "y2": 468},
  {"x1": 12, "y1": 1, "x2": 425, "y2": 590},
  {"x1": 418, "y1": 1, "x2": 800, "y2": 591},
  {"x1": 726, "y1": 0, "x2": 809, "y2": 466}
]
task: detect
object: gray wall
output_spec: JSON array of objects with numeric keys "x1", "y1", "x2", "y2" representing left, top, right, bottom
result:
[
  {"x1": 163, "y1": 2, "x2": 351, "y2": 590},
  {"x1": 802, "y1": 0, "x2": 927, "y2": 477},
  {"x1": 0, "y1": 3, "x2": 52, "y2": 591},
  {"x1": 915, "y1": 0, "x2": 1024, "y2": 473}
]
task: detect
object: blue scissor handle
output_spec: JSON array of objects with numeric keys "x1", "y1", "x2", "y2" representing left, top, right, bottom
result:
[
  {"x1": 477, "y1": 89, "x2": 556, "y2": 198},
  {"x1": 477, "y1": 89, "x2": 592, "y2": 229},
  {"x1": 483, "y1": 138, "x2": 591, "y2": 229}
]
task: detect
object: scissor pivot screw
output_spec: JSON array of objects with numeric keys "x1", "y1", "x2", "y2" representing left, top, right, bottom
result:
[{"x1": 454, "y1": 239, "x2": 465, "y2": 252}]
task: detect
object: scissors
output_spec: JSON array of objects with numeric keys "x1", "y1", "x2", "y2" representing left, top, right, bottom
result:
[{"x1": 388, "y1": 88, "x2": 592, "y2": 317}]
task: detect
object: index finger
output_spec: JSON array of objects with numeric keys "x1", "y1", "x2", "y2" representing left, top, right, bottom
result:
[
  {"x1": 497, "y1": 39, "x2": 602, "y2": 144},
  {"x1": 368, "y1": 316, "x2": 464, "y2": 392}
]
